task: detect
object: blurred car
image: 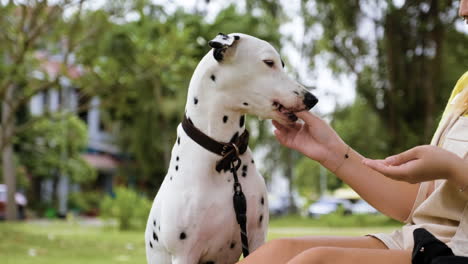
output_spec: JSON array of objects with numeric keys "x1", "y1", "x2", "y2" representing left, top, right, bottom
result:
[
  {"x1": 268, "y1": 193, "x2": 306, "y2": 216},
  {"x1": 350, "y1": 199, "x2": 379, "y2": 214},
  {"x1": 0, "y1": 184, "x2": 27, "y2": 220},
  {"x1": 268, "y1": 194, "x2": 290, "y2": 216},
  {"x1": 307, "y1": 196, "x2": 352, "y2": 218}
]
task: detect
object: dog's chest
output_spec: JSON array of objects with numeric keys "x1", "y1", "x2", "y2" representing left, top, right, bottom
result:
[{"x1": 146, "y1": 125, "x2": 268, "y2": 263}]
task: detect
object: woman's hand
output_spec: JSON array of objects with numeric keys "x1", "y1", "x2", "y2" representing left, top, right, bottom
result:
[
  {"x1": 272, "y1": 111, "x2": 346, "y2": 170},
  {"x1": 362, "y1": 145, "x2": 466, "y2": 184}
]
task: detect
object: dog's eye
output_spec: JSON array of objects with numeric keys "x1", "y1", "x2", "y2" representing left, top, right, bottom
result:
[{"x1": 263, "y1": 60, "x2": 275, "y2": 68}]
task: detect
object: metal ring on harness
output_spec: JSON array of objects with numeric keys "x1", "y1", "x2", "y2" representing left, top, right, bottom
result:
[{"x1": 231, "y1": 143, "x2": 240, "y2": 157}]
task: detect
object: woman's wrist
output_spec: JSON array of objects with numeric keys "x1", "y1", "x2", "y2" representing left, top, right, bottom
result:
[
  {"x1": 321, "y1": 141, "x2": 350, "y2": 172},
  {"x1": 449, "y1": 156, "x2": 468, "y2": 192}
]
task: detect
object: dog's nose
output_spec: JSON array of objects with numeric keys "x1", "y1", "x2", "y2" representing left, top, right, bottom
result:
[
  {"x1": 208, "y1": 40, "x2": 224, "y2": 49},
  {"x1": 303, "y1": 92, "x2": 318, "y2": 110}
]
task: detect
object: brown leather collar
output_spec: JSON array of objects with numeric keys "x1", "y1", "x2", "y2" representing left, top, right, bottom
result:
[{"x1": 181, "y1": 115, "x2": 249, "y2": 172}]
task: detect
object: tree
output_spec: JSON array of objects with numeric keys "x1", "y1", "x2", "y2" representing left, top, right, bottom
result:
[
  {"x1": 300, "y1": 0, "x2": 467, "y2": 155},
  {"x1": 0, "y1": 0, "x2": 107, "y2": 220},
  {"x1": 16, "y1": 112, "x2": 96, "y2": 210},
  {"x1": 76, "y1": 1, "x2": 287, "y2": 196}
]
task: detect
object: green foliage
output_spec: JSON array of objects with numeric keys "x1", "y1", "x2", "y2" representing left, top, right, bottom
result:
[
  {"x1": 301, "y1": 0, "x2": 467, "y2": 153},
  {"x1": 294, "y1": 157, "x2": 343, "y2": 200},
  {"x1": 16, "y1": 112, "x2": 96, "y2": 183},
  {"x1": 68, "y1": 191, "x2": 103, "y2": 214},
  {"x1": 294, "y1": 157, "x2": 322, "y2": 199},
  {"x1": 332, "y1": 97, "x2": 390, "y2": 157},
  {"x1": 100, "y1": 187, "x2": 151, "y2": 230},
  {"x1": 75, "y1": 1, "x2": 286, "y2": 195}
]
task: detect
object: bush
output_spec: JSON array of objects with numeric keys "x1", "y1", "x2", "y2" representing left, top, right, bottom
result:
[
  {"x1": 68, "y1": 191, "x2": 103, "y2": 215},
  {"x1": 100, "y1": 187, "x2": 151, "y2": 230}
]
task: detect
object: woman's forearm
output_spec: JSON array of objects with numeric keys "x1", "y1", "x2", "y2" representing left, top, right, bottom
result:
[{"x1": 321, "y1": 143, "x2": 420, "y2": 222}]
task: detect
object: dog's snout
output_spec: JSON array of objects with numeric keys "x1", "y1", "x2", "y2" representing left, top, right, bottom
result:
[{"x1": 303, "y1": 92, "x2": 318, "y2": 110}]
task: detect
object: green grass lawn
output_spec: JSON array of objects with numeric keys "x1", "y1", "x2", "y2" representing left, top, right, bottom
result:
[{"x1": 0, "y1": 216, "x2": 401, "y2": 264}]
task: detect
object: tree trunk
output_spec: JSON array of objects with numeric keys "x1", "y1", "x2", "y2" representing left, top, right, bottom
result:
[{"x1": 2, "y1": 85, "x2": 18, "y2": 221}]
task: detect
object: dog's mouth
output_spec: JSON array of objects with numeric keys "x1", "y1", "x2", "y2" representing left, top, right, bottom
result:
[{"x1": 272, "y1": 101, "x2": 298, "y2": 122}]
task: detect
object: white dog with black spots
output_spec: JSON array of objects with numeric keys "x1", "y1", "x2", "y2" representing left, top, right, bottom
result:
[{"x1": 145, "y1": 33, "x2": 318, "y2": 264}]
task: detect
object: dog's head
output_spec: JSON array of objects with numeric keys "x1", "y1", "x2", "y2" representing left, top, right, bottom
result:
[{"x1": 205, "y1": 33, "x2": 318, "y2": 124}]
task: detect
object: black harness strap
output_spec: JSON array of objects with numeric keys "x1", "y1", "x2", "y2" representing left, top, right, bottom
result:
[{"x1": 181, "y1": 115, "x2": 250, "y2": 257}]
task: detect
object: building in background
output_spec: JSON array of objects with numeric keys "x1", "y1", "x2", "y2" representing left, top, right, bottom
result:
[{"x1": 29, "y1": 52, "x2": 119, "y2": 216}]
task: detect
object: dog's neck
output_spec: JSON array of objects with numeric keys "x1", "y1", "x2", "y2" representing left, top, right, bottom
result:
[
  {"x1": 185, "y1": 98, "x2": 246, "y2": 144},
  {"x1": 184, "y1": 66, "x2": 246, "y2": 143}
]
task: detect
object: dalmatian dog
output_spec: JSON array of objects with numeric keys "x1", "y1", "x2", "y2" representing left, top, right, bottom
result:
[{"x1": 145, "y1": 33, "x2": 318, "y2": 264}]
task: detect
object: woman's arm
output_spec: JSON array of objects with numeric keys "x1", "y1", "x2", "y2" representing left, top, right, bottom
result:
[
  {"x1": 273, "y1": 111, "x2": 420, "y2": 222},
  {"x1": 363, "y1": 145, "x2": 468, "y2": 190}
]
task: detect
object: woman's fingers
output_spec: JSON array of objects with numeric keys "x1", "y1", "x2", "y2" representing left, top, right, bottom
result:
[
  {"x1": 362, "y1": 159, "x2": 404, "y2": 178},
  {"x1": 384, "y1": 147, "x2": 421, "y2": 166},
  {"x1": 296, "y1": 111, "x2": 319, "y2": 125},
  {"x1": 272, "y1": 120, "x2": 288, "y2": 131},
  {"x1": 363, "y1": 158, "x2": 421, "y2": 183}
]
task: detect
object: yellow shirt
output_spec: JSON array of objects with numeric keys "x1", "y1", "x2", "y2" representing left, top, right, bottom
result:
[{"x1": 442, "y1": 71, "x2": 468, "y2": 118}]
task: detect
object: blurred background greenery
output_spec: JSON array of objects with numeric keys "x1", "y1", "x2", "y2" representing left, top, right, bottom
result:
[{"x1": 0, "y1": 0, "x2": 467, "y2": 262}]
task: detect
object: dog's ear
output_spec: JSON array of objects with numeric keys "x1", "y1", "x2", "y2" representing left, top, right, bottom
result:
[{"x1": 208, "y1": 33, "x2": 240, "y2": 62}]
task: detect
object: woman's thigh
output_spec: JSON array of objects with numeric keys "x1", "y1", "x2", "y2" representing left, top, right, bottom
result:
[
  {"x1": 237, "y1": 236, "x2": 392, "y2": 264},
  {"x1": 289, "y1": 247, "x2": 411, "y2": 264}
]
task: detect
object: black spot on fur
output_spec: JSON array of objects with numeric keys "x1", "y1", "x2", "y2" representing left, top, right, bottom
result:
[
  {"x1": 234, "y1": 35, "x2": 240, "y2": 40},
  {"x1": 242, "y1": 172, "x2": 247, "y2": 177},
  {"x1": 211, "y1": 75, "x2": 216, "y2": 81},
  {"x1": 223, "y1": 115, "x2": 228, "y2": 123},
  {"x1": 194, "y1": 97, "x2": 198, "y2": 104},
  {"x1": 251, "y1": 159, "x2": 254, "y2": 164},
  {"x1": 176, "y1": 156, "x2": 179, "y2": 161},
  {"x1": 149, "y1": 241, "x2": 153, "y2": 248},
  {"x1": 240, "y1": 116, "x2": 245, "y2": 127},
  {"x1": 204, "y1": 261, "x2": 215, "y2": 264},
  {"x1": 180, "y1": 232, "x2": 187, "y2": 240},
  {"x1": 259, "y1": 215, "x2": 263, "y2": 224},
  {"x1": 281, "y1": 59, "x2": 285, "y2": 68},
  {"x1": 170, "y1": 176, "x2": 173, "y2": 180},
  {"x1": 153, "y1": 232, "x2": 158, "y2": 241},
  {"x1": 230, "y1": 242, "x2": 236, "y2": 249},
  {"x1": 242, "y1": 165, "x2": 248, "y2": 171},
  {"x1": 175, "y1": 165, "x2": 179, "y2": 171},
  {"x1": 293, "y1": 91, "x2": 299, "y2": 95},
  {"x1": 261, "y1": 196, "x2": 264, "y2": 205},
  {"x1": 243, "y1": 102, "x2": 249, "y2": 106},
  {"x1": 177, "y1": 137, "x2": 180, "y2": 145},
  {"x1": 230, "y1": 132, "x2": 239, "y2": 143},
  {"x1": 153, "y1": 220, "x2": 156, "y2": 226}
]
